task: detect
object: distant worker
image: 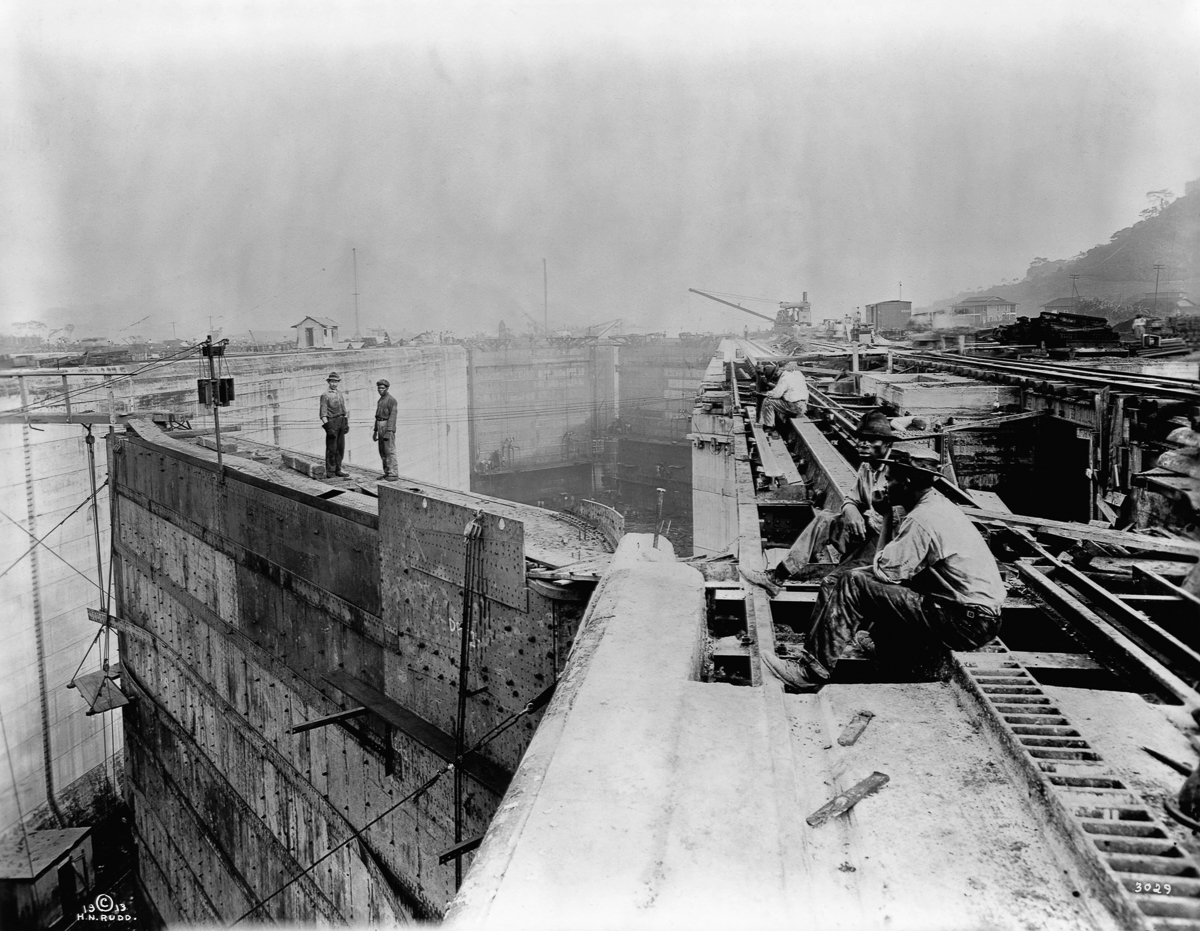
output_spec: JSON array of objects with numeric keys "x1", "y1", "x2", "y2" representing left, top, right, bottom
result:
[
  {"x1": 758, "y1": 362, "x2": 808, "y2": 435},
  {"x1": 741, "y1": 409, "x2": 896, "y2": 595},
  {"x1": 319, "y1": 371, "x2": 349, "y2": 477},
  {"x1": 373, "y1": 378, "x2": 399, "y2": 480},
  {"x1": 761, "y1": 447, "x2": 1006, "y2": 691},
  {"x1": 1133, "y1": 315, "x2": 1148, "y2": 341}
]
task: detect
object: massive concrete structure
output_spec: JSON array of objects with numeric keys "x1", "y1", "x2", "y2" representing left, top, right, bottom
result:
[
  {"x1": 110, "y1": 423, "x2": 610, "y2": 922},
  {"x1": 1, "y1": 347, "x2": 468, "y2": 840}
]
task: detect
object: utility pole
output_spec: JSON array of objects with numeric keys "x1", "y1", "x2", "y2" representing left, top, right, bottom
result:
[
  {"x1": 352, "y1": 248, "x2": 361, "y2": 339},
  {"x1": 1153, "y1": 263, "x2": 1165, "y2": 315},
  {"x1": 1070, "y1": 274, "x2": 1081, "y2": 304},
  {"x1": 204, "y1": 336, "x2": 225, "y2": 481}
]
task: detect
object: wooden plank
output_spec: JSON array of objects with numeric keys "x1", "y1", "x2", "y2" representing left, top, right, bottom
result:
[
  {"x1": 765, "y1": 434, "x2": 804, "y2": 487},
  {"x1": 324, "y1": 669, "x2": 512, "y2": 796},
  {"x1": 749, "y1": 421, "x2": 783, "y2": 479},
  {"x1": 1134, "y1": 567, "x2": 1200, "y2": 612},
  {"x1": 964, "y1": 489, "x2": 1012, "y2": 513},
  {"x1": 837, "y1": 710, "x2": 876, "y2": 746},
  {"x1": 790, "y1": 416, "x2": 859, "y2": 511},
  {"x1": 960, "y1": 507, "x2": 1200, "y2": 558},
  {"x1": 806, "y1": 771, "x2": 890, "y2": 827},
  {"x1": 1087, "y1": 557, "x2": 1195, "y2": 578},
  {"x1": 1007, "y1": 651, "x2": 1102, "y2": 671}
]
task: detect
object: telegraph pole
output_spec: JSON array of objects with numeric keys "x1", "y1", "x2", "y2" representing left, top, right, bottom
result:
[{"x1": 1153, "y1": 263, "x2": 1165, "y2": 314}]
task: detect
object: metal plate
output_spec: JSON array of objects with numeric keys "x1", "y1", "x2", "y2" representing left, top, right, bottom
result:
[{"x1": 379, "y1": 485, "x2": 527, "y2": 611}]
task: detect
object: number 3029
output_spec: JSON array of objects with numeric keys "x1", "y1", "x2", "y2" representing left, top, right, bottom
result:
[{"x1": 1134, "y1": 882, "x2": 1172, "y2": 894}]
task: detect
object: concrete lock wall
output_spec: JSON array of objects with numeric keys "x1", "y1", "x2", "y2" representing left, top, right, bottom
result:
[
  {"x1": 0, "y1": 347, "x2": 469, "y2": 841},
  {"x1": 110, "y1": 429, "x2": 587, "y2": 924},
  {"x1": 468, "y1": 345, "x2": 615, "y2": 474},
  {"x1": 0, "y1": 416, "x2": 120, "y2": 839}
]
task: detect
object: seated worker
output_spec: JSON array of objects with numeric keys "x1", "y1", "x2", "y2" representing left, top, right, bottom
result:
[
  {"x1": 741, "y1": 409, "x2": 896, "y2": 596},
  {"x1": 761, "y1": 447, "x2": 1006, "y2": 691},
  {"x1": 759, "y1": 362, "x2": 808, "y2": 436}
]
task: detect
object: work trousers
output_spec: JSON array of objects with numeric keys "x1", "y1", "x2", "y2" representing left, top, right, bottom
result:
[
  {"x1": 780, "y1": 508, "x2": 880, "y2": 577},
  {"x1": 804, "y1": 569, "x2": 1001, "y2": 680},
  {"x1": 378, "y1": 433, "x2": 398, "y2": 477},
  {"x1": 760, "y1": 397, "x2": 804, "y2": 430},
  {"x1": 323, "y1": 417, "x2": 346, "y2": 474}
]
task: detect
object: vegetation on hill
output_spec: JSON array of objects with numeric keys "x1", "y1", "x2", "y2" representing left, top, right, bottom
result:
[{"x1": 922, "y1": 179, "x2": 1200, "y2": 322}]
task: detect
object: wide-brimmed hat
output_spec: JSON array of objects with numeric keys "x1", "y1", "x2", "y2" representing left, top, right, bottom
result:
[
  {"x1": 327, "y1": 371, "x2": 341, "y2": 382},
  {"x1": 856, "y1": 410, "x2": 895, "y2": 440},
  {"x1": 888, "y1": 446, "x2": 941, "y2": 477}
]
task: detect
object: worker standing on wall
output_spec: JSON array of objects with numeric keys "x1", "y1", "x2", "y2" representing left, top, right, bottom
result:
[
  {"x1": 319, "y1": 371, "x2": 350, "y2": 477},
  {"x1": 758, "y1": 361, "x2": 808, "y2": 435},
  {"x1": 741, "y1": 409, "x2": 896, "y2": 596},
  {"x1": 761, "y1": 447, "x2": 1006, "y2": 691},
  {"x1": 373, "y1": 378, "x2": 399, "y2": 480}
]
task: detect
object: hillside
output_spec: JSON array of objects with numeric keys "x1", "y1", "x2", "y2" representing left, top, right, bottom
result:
[{"x1": 920, "y1": 179, "x2": 1200, "y2": 319}]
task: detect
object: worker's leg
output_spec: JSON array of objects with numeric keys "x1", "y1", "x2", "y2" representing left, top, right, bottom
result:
[
  {"x1": 779, "y1": 509, "x2": 838, "y2": 576},
  {"x1": 334, "y1": 429, "x2": 346, "y2": 473},
  {"x1": 325, "y1": 426, "x2": 339, "y2": 474},
  {"x1": 381, "y1": 435, "x2": 399, "y2": 477},
  {"x1": 760, "y1": 397, "x2": 802, "y2": 432}
]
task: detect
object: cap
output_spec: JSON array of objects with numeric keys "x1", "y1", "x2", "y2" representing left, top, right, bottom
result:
[
  {"x1": 327, "y1": 371, "x2": 341, "y2": 382},
  {"x1": 856, "y1": 410, "x2": 895, "y2": 440},
  {"x1": 888, "y1": 446, "x2": 941, "y2": 476},
  {"x1": 376, "y1": 378, "x2": 390, "y2": 388}
]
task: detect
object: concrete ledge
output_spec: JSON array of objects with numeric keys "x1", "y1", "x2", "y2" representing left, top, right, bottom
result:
[
  {"x1": 281, "y1": 451, "x2": 326, "y2": 479},
  {"x1": 195, "y1": 435, "x2": 238, "y2": 453},
  {"x1": 447, "y1": 534, "x2": 716, "y2": 929}
]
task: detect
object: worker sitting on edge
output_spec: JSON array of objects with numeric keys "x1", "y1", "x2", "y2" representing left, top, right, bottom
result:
[
  {"x1": 758, "y1": 361, "x2": 808, "y2": 436},
  {"x1": 760, "y1": 447, "x2": 1006, "y2": 692},
  {"x1": 741, "y1": 409, "x2": 896, "y2": 596}
]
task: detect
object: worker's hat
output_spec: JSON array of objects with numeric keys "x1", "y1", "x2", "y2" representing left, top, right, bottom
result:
[
  {"x1": 327, "y1": 371, "x2": 341, "y2": 382},
  {"x1": 887, "y1": 446, "x2": 941, "y2": 477},
  {"x1": 376, "y1": 378, "x2": 390, "y2": 388},
  {"x1": 856, "y1": 409, "x2": 895, "y2": 440}
]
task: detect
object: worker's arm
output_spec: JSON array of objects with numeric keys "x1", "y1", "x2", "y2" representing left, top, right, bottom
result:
[
  {"x1": 872, "y1": 518, "x2": 933, "y2": 585},
  {"x1": 319, "y1": 393, "x2": 329, "y2": 424}
]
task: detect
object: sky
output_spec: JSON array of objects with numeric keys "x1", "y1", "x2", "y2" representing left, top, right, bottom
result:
[{"x1": 2, "y1": 1, "x2": 1199, "y2": 340}]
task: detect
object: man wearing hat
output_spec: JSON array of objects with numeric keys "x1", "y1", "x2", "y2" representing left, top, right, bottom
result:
[
  {"x1": 373, "y1": 379, "x2": 399, "y2": 480},
  {"x1": 762, "y1": 446, "x2": 1006, "y2": 691},
  {"x1": 758, "y1": 361, "x2": 808, "y2": 435},
  {"x1": 742, "y1": 409, "x2": 896, "y2": 595},
  {"x1": 319, "y1": 372, "x2": 349, "y2": 477}
]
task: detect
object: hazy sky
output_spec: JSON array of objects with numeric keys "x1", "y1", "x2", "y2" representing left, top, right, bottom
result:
[{"x1": 3, "y1": 1, "x2": 1199, "y2": 339}]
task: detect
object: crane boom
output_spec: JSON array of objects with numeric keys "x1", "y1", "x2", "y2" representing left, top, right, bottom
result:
[{"x1": 688, "y1": 288, "x2": 776, "y2": 323}]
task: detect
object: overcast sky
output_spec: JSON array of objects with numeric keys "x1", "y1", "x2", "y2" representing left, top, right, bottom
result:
[{"x1": 3, "y1": 1, "x2": 1199, "y2": 339}]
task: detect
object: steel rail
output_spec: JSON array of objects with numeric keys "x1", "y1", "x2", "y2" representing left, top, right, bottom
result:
[{"x1": 901, "y1": 352, "x2": 1200, "y2": 401}]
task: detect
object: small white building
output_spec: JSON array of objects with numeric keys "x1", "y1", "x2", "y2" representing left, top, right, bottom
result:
[{"x1": 291, "y1": 316, "x2": 340, "y2": 349}]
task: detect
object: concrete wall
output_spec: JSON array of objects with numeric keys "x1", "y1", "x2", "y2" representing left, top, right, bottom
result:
[
  {"x1": 468, "y1": 345, "x2": 615, "y2": 474},
  {"x1": 690, "y1": 410, "x2": 738, "y2": 558},
  {"x1": 0, "y1": 417, "x2": 120, "y2": 838},
  {"x1": 111, "y1": 429, "x2": 590, "y2": 924},
  {"x1": 0, "y1": 347, "x2": 469, "y2": 841}
]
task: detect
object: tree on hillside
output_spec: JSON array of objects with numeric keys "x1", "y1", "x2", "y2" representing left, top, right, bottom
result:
[{"x1": 1140, "y1": 189, "x2": 1175, "y2": 220}]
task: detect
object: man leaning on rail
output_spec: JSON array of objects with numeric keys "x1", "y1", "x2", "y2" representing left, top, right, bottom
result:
[
  {"x1": 741, "y1": 409, "x2": 896, "y2": 595},
  {"x1": 760, "y1": 446, "x2": 1006, "y2": 692}
]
